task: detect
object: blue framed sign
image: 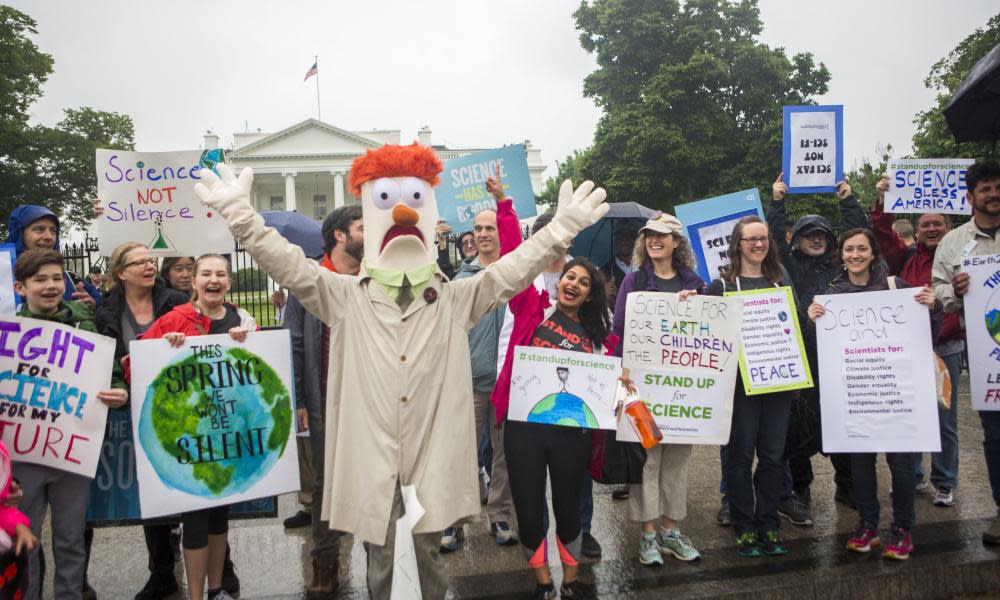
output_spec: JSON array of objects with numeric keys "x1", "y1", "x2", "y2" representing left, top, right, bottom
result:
[
  {"x1": 0, "y1": 243, "x2": 16, "y2": 314},
  {"x1": 782, "y1": 105, "x2": 844, "y2": 194},
  {"x1": 675, "y1": 189, "x2": 764, "y2": 283},
  {"x1": 434, "y1": 144, "x2": 537, "y2": 232}
]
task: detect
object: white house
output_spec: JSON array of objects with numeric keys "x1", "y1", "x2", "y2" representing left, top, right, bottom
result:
[{"x1": 205, "y1": 119, "x2": 547, "y2": 220}]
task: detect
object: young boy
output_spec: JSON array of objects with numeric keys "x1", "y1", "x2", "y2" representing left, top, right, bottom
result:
[{"x1": 11, "y1": 248, "x2": 127, "y2": 600}]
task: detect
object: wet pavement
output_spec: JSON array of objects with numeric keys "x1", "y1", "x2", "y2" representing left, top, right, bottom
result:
[{"x1": 46, "y1": 375, "x2": 1000, "y2": 598}]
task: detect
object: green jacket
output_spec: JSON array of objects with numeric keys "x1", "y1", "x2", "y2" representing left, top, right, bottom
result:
[{"x1": 17, "y1": 300, "x2": 128, "y2": 394}]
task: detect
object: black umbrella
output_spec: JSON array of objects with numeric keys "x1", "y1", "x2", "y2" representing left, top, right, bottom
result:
[
  {"x1": 569, "y1": 201, "x2": 655, "y2": 268},
  {"x1": 943, "y1": 40, "x2": 1000, "y2": 145}
]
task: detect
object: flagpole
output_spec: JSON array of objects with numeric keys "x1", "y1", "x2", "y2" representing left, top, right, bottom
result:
[{"x1": 314, "y1": 55, "x2": 321, "y2": 121}]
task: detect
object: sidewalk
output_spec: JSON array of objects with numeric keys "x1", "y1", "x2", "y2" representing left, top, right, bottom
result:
[{"x1": 65, "y1": 375, "x2": 1000, "y2": 599}]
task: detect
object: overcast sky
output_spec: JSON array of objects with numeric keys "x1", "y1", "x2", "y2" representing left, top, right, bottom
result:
[{"x1": 12, "y1": 0, "x2": 999, "y2": 183}]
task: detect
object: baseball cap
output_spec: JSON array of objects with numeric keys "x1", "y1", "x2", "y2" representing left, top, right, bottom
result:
[{"x1": 640, "y1": 211, "x2": 684, "y2": 236}]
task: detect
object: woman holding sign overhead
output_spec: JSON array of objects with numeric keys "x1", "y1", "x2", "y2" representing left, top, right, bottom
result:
[
  {"x1": 808, "y1": 228, "x2": 939, "y2": 561},
  {"x1": 139, "y1": 254, "x2": 257, "y2": 600},
  {"x1": 610, "y1": 212, "x2": 705, "y2": 567},
  {"x1": 490, "y1": 197, "x2": 612, "y2": 600},
  {"x1": 706, "y1": 216, "x2": 795, "y2": 558}
]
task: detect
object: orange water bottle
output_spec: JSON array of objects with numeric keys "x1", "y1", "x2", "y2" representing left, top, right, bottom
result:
[{"x1": 625, "y1": 398, "x2": 663, "y2": 449}]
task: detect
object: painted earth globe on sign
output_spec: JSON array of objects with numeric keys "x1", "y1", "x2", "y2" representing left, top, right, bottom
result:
[
  {"x1": 986, "y1": 287, "x2": 1000, "y2": 347},
  {"x1": 527, "y1": 392, "x2": 599, "y2": 428},
  {"x1": 139, "y1": 347, "x2": 292, "y2": 498}
]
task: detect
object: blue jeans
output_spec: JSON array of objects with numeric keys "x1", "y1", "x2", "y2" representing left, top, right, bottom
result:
[
  {"x1": 726, "y1": 390, "x2": 792, "y2": 534},
  {"x1": 981, "y1": 411, "x2": 1000, "y2": 509},
  {"x1": 916, "y1": 351, "x2": 961, "y2": 490},
  {"x1": 852, "y1": 452, "x2": 917, "y2": 530}
]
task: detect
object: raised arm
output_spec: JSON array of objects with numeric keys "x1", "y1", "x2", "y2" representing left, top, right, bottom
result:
[
  {"x1": 452, "y1": 180, "x2": 607, "y2": 329},
  {"x1": 870, "y1": 176, "x2": 907, "y2": 274},
  {"x1": 194, "y1": 165, "x2": 351, "y2": 326},
  {"x1": 766, "y1": 173, "x2": 791, "y2": 259},
  {"x1": 837, "y1": 180, "x2": 868, "y2": 231}
]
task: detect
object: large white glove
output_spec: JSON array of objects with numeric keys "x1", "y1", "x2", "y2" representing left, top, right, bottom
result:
[
  {"x1": 193, "y1": 164, "x2": 255, "y2": 221},
  {"x1": 547, "y1": 179, "x2": 609, "y2": 244}
]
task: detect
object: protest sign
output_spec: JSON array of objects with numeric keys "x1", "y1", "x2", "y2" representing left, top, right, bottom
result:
[
  {"x1": 675, "y1": 189, "x2": 764, "y2": 283},
  {"x1": 961, "y1": 253, "x2": 1000, "y2": 411},
  {"x1": 96, "y1": 149, "x2": 234, "y2": 257},
  {"x1": 86, "y1": 410, "x2": 276, "y2": 526},
  {"x1": 508, "y1": 346, "x2": 620, "y2": 430},
  {"x1": 0, "y1": 244, "x2": 15, "y2": 315},
  {"x1": 814, "y1": 288, "x2": 940, "y2": 452},
  {"x1": 782, "y1": 105, "x2": 844, "y2": 193},
  {"x1": 129, "y1": 330, "x2": 298, "y2": 519},
  {"x1": 884, "y1": 158, "x2": 975, "y2": 215},
  {"x1": 621, "y1": 292, "x2": 742, "y2": 444},
  {"x1": 726, "y1": 287, "x2": 812, "y2": 395},
  {"x1": 0, "y1": 316, "x2": 115, "y2": 477},
  {"x1": 434, "y1": 144, "x2": 537, "y2": 231}
]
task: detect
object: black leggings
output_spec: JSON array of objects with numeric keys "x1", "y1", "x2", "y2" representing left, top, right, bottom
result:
[
  {"x1": 181, "y1": 506, "x2": 229, "y2": 550},
  {"x1": 505, "y1": 421, "x2": 591, "y2": 566}
]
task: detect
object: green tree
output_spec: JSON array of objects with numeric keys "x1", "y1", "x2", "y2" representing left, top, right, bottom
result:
[
  {"x1": 573, "y1": 0, "x2": 830, "y2": 212},
  {"x1": 231, "y1": 267, "x2": 269, "y2": 293},
  {"x1": 912, "y1": 13, "x2": 1000, "y2": 158},
  {"x1": 0, "y1": 6, "x2": 134, "y2": 235},
  {"x1": 539, "y1": 149, "x2": 592, "y2": 208}
]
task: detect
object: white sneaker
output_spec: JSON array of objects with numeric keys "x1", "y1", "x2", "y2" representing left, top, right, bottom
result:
[{"x1": 933, "y1": 487, "x2": 955, "y2": 507}]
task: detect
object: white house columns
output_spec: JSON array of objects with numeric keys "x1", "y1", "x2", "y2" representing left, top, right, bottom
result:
[
  {"x1": 282, "y1": 171, "x2": 297, "y2": 212},
  {"x1": 333, "y1": 171, "x2": 345, "y2": 209}
]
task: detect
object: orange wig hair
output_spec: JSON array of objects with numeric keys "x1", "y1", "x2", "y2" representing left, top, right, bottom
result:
[{"x1": 348, "y1": 143, "x2": 443, "y2": 196}]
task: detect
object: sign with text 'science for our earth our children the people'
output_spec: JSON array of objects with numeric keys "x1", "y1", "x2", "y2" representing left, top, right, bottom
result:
[
  {"x1": 782, "y1": 105, "x2": 844, "y2": 194},
  {"x1": 621, "y1": 292, "x2": 743, "y2": 445},
  {"x1": 508, "y1": 346, "x2": 621, "y2": 430},
  {"x1": 129, "y1": 330, "x2": 298, "y2": 519},
  {"x1": 0, "y1": 316, "x2": 115, "y2": 477},
  {"x1": 96, "y1": 149, "x2": 233, "y2": 257},
  {"x1": 962, "y1": 253, "x2": 1000, "y2": 412},
  {"x1": 434, "y1": 144, "x2": 537, "y2": 232},
  {"x1": 814, "y1": 288, "x2": 940, "y2": 453},
  {"x1": 674, "y1": 189, "x2": 764, "y2": 284},
  {"x1": 725, "y1": 286, "x2": 812, "y2": 395},
  {"x1": 884, "y1": 158, "x2": 975, "y2": 215}
]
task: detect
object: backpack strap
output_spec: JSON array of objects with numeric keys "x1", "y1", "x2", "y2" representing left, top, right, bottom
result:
[{"x1": 635, "y1": 267, "x2": 647, "y2": 292}]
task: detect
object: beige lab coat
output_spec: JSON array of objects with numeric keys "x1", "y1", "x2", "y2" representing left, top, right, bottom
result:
[{"x1": 221, "y1": 201, "x2": 569, "y2": 545}]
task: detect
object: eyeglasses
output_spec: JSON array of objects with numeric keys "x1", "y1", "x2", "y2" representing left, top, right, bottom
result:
[
  {"x1": 740, "y1": 236, "x2": 770, "y2": 246},
  {"x1": 124, "y1": 258, "x2": 157, "y2": 269},
  {"x1": 461, "y1": 239, "x2": 476, "y2": 248}
]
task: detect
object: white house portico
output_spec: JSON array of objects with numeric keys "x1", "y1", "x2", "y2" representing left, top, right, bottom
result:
[{"x1": 204, "y1": 119, "x2": 547, "y2": 221}]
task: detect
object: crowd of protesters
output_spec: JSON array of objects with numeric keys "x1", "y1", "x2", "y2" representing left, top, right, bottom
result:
[{"x1": 1, "y1": 157, "x2": 999, "y2": 600}]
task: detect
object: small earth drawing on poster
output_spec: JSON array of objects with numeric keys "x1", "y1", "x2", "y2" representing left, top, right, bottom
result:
[
  {"x1": 986, "y1": 286, "x2": 1000, "y2": 347},
  {"x1": 527, "y1": 367, "x2": 599, "y2": 428}
]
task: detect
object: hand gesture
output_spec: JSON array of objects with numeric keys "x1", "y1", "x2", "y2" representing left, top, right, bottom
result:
[
  {"x1": 228, "y1": 327, "x2": 249, "y2": 343},
  {"x1": 914, "y1": 285, "x2": 937, "y2": 307},
  {"x1": 951, "y1": 271, "x2": 970, "y2": 297},
  {"x1": 72, "y1": 281, "x2": 96, "y2": 311},
  {"x1": 876, "y1": 175, "x2": 890, "y2": 205},
  {"x1": 297, "y1": 408, "x2": 309, "y2": 433},
  {"x1": 164, "y1": 332, "x2": 186, "y2": 347},
  {"x1": 14, "y1": 524, "x2": 37, "y2": 556},
  {"x1": 618, "y1": 375, "x2": 637, "y2": 395},
  {"x1": 193, "y1": 164, "x2": 254, "y2": 217},
  {"x1": 549, "y1": 180, "x2": 609, "y2": 242},
  {"x1": 772, "y1": 173, "x2": 787, "y2": 202},
  {"x1": 269, "y1": 289, "x2": 286, "y2": 309},
  {"x1": 485, "y1": 163, "x2": 505, "y2": 202},
  {"x1": 435, "y1": 220, "x2": 452, "y2": 249},
  {"x1": 836, "y1": 180, "x2": 852, "y2": 200},
  {"x1": 807, "y1": 300, "x2": 826, "y2": 322},
  {"x1": 97, "y1": 388, "x2": 128, "y2": 409},
  {"x1": 678, "y1": 289, "x2": 698, "y2": 301}
]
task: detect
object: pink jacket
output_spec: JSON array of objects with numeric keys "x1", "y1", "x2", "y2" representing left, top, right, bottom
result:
[
  {"x1": 0, "y1": 442, "x2": 30, "y2": 538},
  {"x1": 489, "y1": 201, "x2": 619, "y2": 424}
]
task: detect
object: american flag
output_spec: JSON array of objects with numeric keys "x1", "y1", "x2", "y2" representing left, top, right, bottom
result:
[{"x1": 303, "y1": 61, "x2": 318, "y2": 81}]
